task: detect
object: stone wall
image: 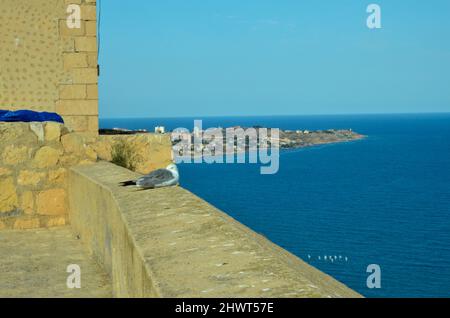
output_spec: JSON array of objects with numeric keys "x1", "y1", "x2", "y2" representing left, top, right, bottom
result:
[
  {"x1": 0, "y1": 122, "x2": 174, "y2": 230},
  {"x1": 96, "y1": 134, "x2": 174, "y2": 175},
  {"x1": 0, "y1": 122, "x2": 98, "y2": 230},
  {"x1": 0, "y1": 0, "x2": 98, "y2": 134},
  {"x1": 68, "y1": 162, "x2": 362, "y2": 298}
]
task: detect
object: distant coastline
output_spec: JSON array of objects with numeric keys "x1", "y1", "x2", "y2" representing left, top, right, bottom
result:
[{"x1": 100, "y1": 126, "x2": 365, "y2": 157}]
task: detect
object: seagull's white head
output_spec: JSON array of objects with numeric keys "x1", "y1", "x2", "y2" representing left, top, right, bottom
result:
[
  {"x1": 166, "y1": 163, "x2": 179, "y2": 181},
  {"x1": 166, "y1": 163, "x2": 178, "y2": 173}
]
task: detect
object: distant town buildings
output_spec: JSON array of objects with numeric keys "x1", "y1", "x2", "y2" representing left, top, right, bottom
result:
[{"x1": 155, "y1": 126, "x2": 166, "y2": 134}]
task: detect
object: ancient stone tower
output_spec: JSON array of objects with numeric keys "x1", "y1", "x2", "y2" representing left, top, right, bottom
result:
[{"x1": 0, "y1": 0, "x2": 98, "y2": 134}]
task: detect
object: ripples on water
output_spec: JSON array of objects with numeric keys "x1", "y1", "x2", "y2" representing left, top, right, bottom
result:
[{"x1": 101, "y1": 113, "x2": 450, "y2": 297}]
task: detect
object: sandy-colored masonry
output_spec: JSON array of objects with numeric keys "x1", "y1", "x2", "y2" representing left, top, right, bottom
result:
[
  {"x1": 0, "y1": 0, "x2": 98, "y2": 134},
  {"x1": 69, "y1": 162, "x2": 362, "y2": 298}
]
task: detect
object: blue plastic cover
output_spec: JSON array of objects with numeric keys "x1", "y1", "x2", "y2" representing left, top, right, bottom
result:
[{"x1": 0, "y1": 110, "x2": 64, "y2": 124}]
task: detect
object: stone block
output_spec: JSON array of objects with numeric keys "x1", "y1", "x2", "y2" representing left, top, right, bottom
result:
[
  {"x1": 46, "y1": 216, "x2": 67, "y2": 228},
  {"x1": 63, "y1": 116, "x2": 89, "y2": 132},
  {"x1": 0, "y1": 167, "x2": 12, "y2": 177},
  {"x1": 59, "y1": 84, "x2": 87, "y2": 100},
  {"x1": 0, "y1": 177, "x2": 18, "y2": 214},
  {"x1": 56, "y1": 100, "x2": 98, "y2": 115},
  {"x1": 59, "y1": 154, "x2": 80, "y2": 167},
  {"x1": 81, "y1": 4, "x2": 97, "y2": 21},
  {"x1": 92, "y1": 140, "x2": 112, "y2": 161},
  {"x1": 87, "y1": 53, "x2": 97, "y2": 67},
  {"x1": 44, "y1": 122, "x2": 62, "y2": 142},
  {"x1": 36, "y1": 189, "x2": 67, "y2": 216},
  {"x1": 85, "y1": 145, "x2": 98, "y2": 161},
  {"x1": 75, "y1": 37, "x2": 97, "y2": 52},
  {"x1": 61, "y1": 133, "x2": 86, "y2": 153},
  {"x1": 2, "y1": 145, "x2": 29, "y2": 165},
  {"x1": 85, "y1": 21, "x2": 97, "y2": 36},
  {"x1": 63, "y1": 53, "x2": 88, "y2": 70},
  {"x1": 33, "y1": 146, "x2": 62, "y2": 169},
  {"x1": 87, "y1": 116, "x2": 99, "y2": 133},
  {"x1": 48, "y1": 168, "x2": 67, "y2": 185},
  {"x1": 17, "y1": 170, "x2": 46, "y2": 187},
  {"x1": 13, "y1": 218, "x2": 40, "y2": 230},
  {"x1": 20, "y1": 191, "x2": 35, "y2": 215},
  {"x1": 86, "y1": 84, "x2": 98, "y2": 99}
]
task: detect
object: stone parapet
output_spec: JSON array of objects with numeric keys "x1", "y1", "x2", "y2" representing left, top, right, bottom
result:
[{"x1": 68, "y1": 162, "x2": 362, "y2": 298}]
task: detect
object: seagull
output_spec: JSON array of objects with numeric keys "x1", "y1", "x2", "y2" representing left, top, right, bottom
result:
[{"x1": 120, "y1": 163, "x2": 179, "y2": 190}]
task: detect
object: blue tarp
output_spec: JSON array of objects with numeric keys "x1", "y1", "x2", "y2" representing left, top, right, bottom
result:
[{"x1": 0, "y1": 110, "x2": 64, "y2": 124}]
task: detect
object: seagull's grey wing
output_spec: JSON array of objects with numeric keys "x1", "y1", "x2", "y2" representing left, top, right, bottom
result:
[
  {"x1": 136, "y1": 169, "x2": 175, "y2": 188},
  {"x1": 147, "y1": 169, "x2": 174, "y2": 181}
]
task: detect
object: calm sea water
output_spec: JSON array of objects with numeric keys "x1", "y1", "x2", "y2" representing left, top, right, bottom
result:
[{"x1": 100, "y1": 114, "x2": 450, "y2": 298}]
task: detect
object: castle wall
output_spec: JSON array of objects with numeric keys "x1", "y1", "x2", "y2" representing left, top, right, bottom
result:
[
  {"x1": 0, "y1": 0, "x2": 98, "y2": 134},
  {"x1": 0, "y1": 122, "x2": 99, "y2": 230},
  {"x1": 68, "y1": 162, "x2": 362, "y2": 298},
  {"x1": 0, "y1": 121, "x2": 173, "y2": 231}
]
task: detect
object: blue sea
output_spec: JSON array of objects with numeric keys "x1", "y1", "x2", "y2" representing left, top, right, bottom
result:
[{"x1": 100, "y1": 114, "x2": 450, "y2": 298}]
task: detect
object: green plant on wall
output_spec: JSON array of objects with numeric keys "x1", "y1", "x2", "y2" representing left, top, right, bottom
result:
[{"x1": 111, "y1": 139, "x2": 139, "y2": 171}]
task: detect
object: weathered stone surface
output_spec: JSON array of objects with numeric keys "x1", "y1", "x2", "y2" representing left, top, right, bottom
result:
[
  {"x1": 85, "y1": 145, "x2": 97, "y2": 161},
  {"x1": 86, "y1": 84, "x2": 98, "y2": 99},
  {"x1": 17, "y1": 170, "x2": 46, "y2": 187},
  {"x1": 48, "y1": 168, "x2": 67, "y2": 185},
  {"x1": 0, "y1": 227, "x2": 112, "y2": 297},
  {"x1": 62, "y1": 54, "x2": 88, "y2": 70},
  {"x1": 30, "y1": 122, "x2": 44, "y2": 142},
  {"x1": 78, "y1": 159, "x2": 96, "y2": 166},
  {"x1": 74, "y1": 38, "x2": 97, "y2": 53},
  {"x1": 0, "y1": 167, "x2": 12, "y2": 177},
  {"x1": 20, "y1": 191, "x2": 35, "y2": 215},
  {"x1": 36, "y1": 189, "x2": 66, "y2": 216},
  {"x1": 46, "y1": 216, "x2": 66, "y2": 228},
  {"x1": 61, "y1": 133, "x2": 85, "y2": 153},
  {"x1": 0, "y1": 177, "x2": 18, "y2": 214},
  {"x1": 68, "y1": 162, "x2": 362, "y2": 298},
  {"x1": 87, "y1": 52, "x2": 97, "y2": 68},
  {"x1": 13, "y1": 218, "x2": 40, "y2": 230},
  {"x1": 63, "y1": 116, "x2": 89, "y2": 132},
  {"x1": 56, "y1": 99, "x2": 98, "y2": 115},
  {"x1": 98, "y1": 134, "x2": 173, "y2": 174},
  {"x1": 44, "y1": 122, "x2": 62, "y2": 142},
  {"x1": 2, "y1": 145, "x2": 29, "y2": 165},
  {"x1": 85, "y1": 21, "x2": 97, "y2": 37},
  {"x1": 59, "y1": 154, "x2": 80, "y2": 167},
  {"x1": 33, "y1": 146, "x2": 62, "y2": 169},
  {"x1": 0, "y1": 123, "x2": 26, "y2": 140},
  {"x1": 92, "y1": 140, "x2": 112, "y2": 161}
]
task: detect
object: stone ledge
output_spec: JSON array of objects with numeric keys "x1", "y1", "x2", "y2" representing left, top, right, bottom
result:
[
  {"x1": 0, "y1": 227, "x2": 112, "y2": 298},
  {"x1": 68, "y1": 162, "x2": 362, "y2": 298}
]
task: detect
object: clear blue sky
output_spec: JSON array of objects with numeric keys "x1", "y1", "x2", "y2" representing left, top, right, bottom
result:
[{"x1": 99, "y1": 0, "x2": 450, "y2": 118}]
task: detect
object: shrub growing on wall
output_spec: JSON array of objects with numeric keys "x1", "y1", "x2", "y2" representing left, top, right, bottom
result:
[{"x1": 111, "y1": 140, "x2": 138, "y2": 171}]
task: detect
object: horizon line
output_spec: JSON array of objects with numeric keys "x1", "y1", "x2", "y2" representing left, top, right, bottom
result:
[{"x1": 99, "y1": 111, "x2": 450, "y2": 120}]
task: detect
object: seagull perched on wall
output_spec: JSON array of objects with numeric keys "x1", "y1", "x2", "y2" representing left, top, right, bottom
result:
[{"x1": 120, "y1": 163, "x2": 179, "y2": 190}]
